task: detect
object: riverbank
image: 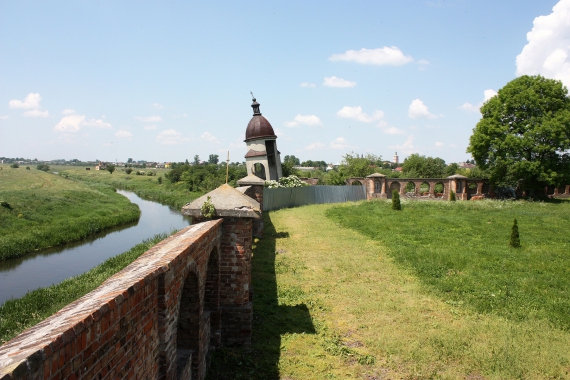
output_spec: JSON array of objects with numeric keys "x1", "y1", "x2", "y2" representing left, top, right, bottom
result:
[
  {"x1": 0, "y1": 166, "x2": 140, "y2": 260},
  {"x1": 0, "y1": 232, "x2": 172, "y2": 345},
  {"x1": 56, "y1": 166, "x2": 202, "y2": 209}
]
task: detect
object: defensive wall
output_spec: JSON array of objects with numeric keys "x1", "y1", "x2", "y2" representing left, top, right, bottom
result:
[
  {"x1": 347, "y1": 173, "x2": 570, "y2": 200},
  {"x1": 0, "y1": 183, "x2": 262, "y2": 380}
]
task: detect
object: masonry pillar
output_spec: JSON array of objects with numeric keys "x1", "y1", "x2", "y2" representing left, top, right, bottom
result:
[
  {"x1": 182, "y1": 184, "x2": 261, "y2": 347},
  {"x1": 447, "y1": 174, "x2": 468, "y2": 201},
  {"x1": 237, "y1": 174, "x2": 266, "y2": 238},
  {"x1": 365, "y1": 173, "x2": 387, "y2": 199}
]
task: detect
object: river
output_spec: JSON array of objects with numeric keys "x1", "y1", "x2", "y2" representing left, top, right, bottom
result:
[{"x1": 0, "y1": 190, "x2": 191, "y2": 305}]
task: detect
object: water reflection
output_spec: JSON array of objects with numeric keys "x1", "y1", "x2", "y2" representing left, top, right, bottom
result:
[{"x1": 0, "y1": 190, "x2": 191, "y2": 305}]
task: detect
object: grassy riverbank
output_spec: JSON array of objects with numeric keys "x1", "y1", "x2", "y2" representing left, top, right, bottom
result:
[
  {"x1": 0, "y1": 233, "x2": 171, "y2": 345},
  {"x1": 56, "y1": 166, "x2": 201, "y2": 209},
  {"x1": 0, "y1": 166, "x2": 140, "y2": 260},
  {"x1": 207, "y1": 201, "x2": 570, "y2": 379}
]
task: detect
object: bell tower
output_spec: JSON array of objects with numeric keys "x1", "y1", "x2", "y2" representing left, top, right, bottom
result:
[{"x1": 244, "y1": 97, "x2": 282, "y2": 181}]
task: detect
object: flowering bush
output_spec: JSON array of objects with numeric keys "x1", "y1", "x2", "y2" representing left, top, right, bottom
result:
[{"x1": 265, "y1": 175, "x2": 309, "y2": 188}]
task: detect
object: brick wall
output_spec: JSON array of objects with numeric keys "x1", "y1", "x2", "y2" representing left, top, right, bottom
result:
[{"x1": 0, "y1": 216, "x2": 254, "y2": 380}]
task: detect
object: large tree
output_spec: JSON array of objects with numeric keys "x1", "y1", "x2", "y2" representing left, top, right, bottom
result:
[
  {"x1": 467, "y1": 75, "x2": 570, "y2": 194},
  {"x1": 401, "y1": 154, "x2": 446, "y2": 178}
]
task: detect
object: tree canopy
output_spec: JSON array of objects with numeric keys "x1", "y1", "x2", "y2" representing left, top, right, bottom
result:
[
  {"x1": 401, "y1": 154, "x2": 446, "y2": 178},
  {"x1": 467, "y1": 75, "x2": 570, "y2": 193}
]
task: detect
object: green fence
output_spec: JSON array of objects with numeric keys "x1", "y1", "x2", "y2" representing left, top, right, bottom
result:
[{"x1": 263, "y1": 185, "x2": 367, "y2": 211}]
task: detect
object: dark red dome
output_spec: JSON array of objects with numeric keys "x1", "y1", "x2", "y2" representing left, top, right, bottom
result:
[
  {"x1": 244, "y1": 98, "x2": 277, "y2": 142},
  {"x1": 245, "y1": 115, "x2": 276, "y2": 142}
]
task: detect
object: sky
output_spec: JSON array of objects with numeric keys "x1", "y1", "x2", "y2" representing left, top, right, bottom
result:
[{"x1": 1, "y1": 0, "x2": 568, "y2": 165}]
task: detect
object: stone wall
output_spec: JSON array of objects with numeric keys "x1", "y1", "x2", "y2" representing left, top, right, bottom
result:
[{"x1": 0, "y1": 216, "x2": 254, "y2": 380}]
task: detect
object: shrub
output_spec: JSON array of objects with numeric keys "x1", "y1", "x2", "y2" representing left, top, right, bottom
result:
[
  {"x1": 10, "y1": 163, "x2": 19, "y2": 168},
  {"x1": 125, "y1": 168, "x2": 133, "y2": 175},
  {"x1": 36, "y1": 164, "x2": 50, "y2": 172},
  {"x1": 25, "y1": 167, "x2": 30, "y2": 170},
  {"x1": 265, "y1": 175, "x2": 308, "y2": 188},
  {"x1": 392, "y1": 190, "x2": 401, "y2": 210},
  {"x1": 510, "y1": 218, "x2": 521, "y2": 248},
  {"x1": 106, "y1": 164, "x2": 116, "y2": 174},
  {"x1": 449, "y1": 189, "x2": 456, "y2": 201},
  {"x1": 200, "y1": 196, "x2": 216, "y2": 218},
  {"x1": 158, "y1": 176, "x2": 163, "y2": 184}
]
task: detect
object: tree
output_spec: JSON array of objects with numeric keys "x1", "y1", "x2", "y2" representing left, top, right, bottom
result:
[
  {"x1": 468, "y1": 75, "x2": 570, "y2": 195},
  {"x1": 283, "y1": 155, "x2": 300, "y2": 166},
  {"x1": 107, "y1": 164, "x2": 116, "y2": 174},
  {"x1": 510, "y1": 219, "x2": 521, "y2": 248},
  {"x1": 392, "y1": 190, "x2": 401, "y2": 210},
  {"x1": 401, "y1": 154, "x2": 446, "y2": 178},
  {"x1": 193, "y1": 155, "x2": 200, "y2": 165},
  {"x1": 208, "y1": 154, "x2": 219, "y2": 165},
  {"x1": 36, "y1": 164, "x2": 50, "y2": 172}
]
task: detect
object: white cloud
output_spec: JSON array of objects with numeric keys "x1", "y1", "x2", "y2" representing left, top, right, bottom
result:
[
  {"x1": 61, "y1": 109, "x2": 76, "y2": 115},
  {"x1": 9, "y1": 93, "x2": 42, "y2": 109},
  {"x1": 329, "y1": 46, "x2": 413, "y2": 66},
  {"x1": 435, "y1": 141, "x2": 445, "y2": 148},
  {"x1": 516, "y1": 0, "x2": 570, "y2": 87},
  {"x1": 151, "y1": 102, "x2": 164, "y2": 109},
  {"x1": 323, "y1": 76, "x2": 356, "y2": 88},
  {"x1": 23, "y1": 109, "x2": 49, "y2": 118},
  {"x1": 300, "y1": 82, "x2": 316, "y2": 88},
  {"x1": 0, "y1": 115, "x2": 9, "y2": 120},
  {"x1": 55, "y1": 115, "x2": 84, "y2": 133},
  {"x1": 418, "y1": 59, "x2": 430, "y2": 66},
  {"x1": 83, "y1": 118, "x2": 111, "y2": 128},
  {"x1": 157, "y1": 129, "x2": 181, "y2": 145},
  {"x1": 408, "y1": 99, "x2": 438, "y2": 119},
  {"x1": 115, "y1": 130, "x2": 133, "y2": 138},
  {"x1": 330, "y1": 137, "x2": 353, "y2": 150},
  {"x1": 144, "y1": 125, "x2": 157, "y2": 130},
  {"x1": 337, "y1": 106, "x2": 384, "y2": 122},
  {"x1": 389, "y1": 135, "x2": 418, "y2": 155},
  {"x1": 54, "y1": 115, "x2": 111, "y2": 132},
  {"x1": 458, "y1": 89, "x2": 498, "y2": 113},
  {"x1": 305, "y1": 142, "x2": 325, "y2": 150},
  {"x1": 382, "y1": 126, "x2": 405, "y2": 135},
  {"x1": 284, "y1": 114, "x2": 323, "y2": 128},
  {"x1": 201, "y1": 132, "x2": 219, "y2": 142},
  {"x1": 135, "y1": 115, "x2": 163, "y2": 123}
]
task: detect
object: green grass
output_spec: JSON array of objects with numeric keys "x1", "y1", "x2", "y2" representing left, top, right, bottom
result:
[
  {"x1": 207, "y1": 202, "x2": 570, "y2": 379},
  {"x1": 326, "y1": 199, "x2": 570, "y2": 330},
  {"x1": 0, "y1": 166, "x2": 141, "y2": 260},
  {"x1": 0, "y1": 232, "x2": 172, "y2": 345},
  {"x1": 56, "y1": 166, "x2": 202, "y2": 209}
]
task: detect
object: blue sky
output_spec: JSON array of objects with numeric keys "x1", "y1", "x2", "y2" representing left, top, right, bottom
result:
[{"x1": 1, "y1": 0, "x2": 567, "y2": 164}]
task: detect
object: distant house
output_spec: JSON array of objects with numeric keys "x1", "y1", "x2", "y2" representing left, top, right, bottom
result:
[
  {"x1": 95, "y1": 162, "x2": 107, "y2": 171},
  {"x1": 458, "y1": 162, "x2": 476, "y2": 169},
  {"x1": 164, "y1": 162, "x2": 172, "y2": 169},
  {"x1": 393, "y1": 167, "x2": 403, "y2": 172}
]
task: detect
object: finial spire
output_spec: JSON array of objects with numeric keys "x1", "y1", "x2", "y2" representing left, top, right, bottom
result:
[
  {"x1": 250, "y1": 91, "x2": 255, "y2": 100},
  {"x1": 250, "y1": 94, "x2": 261, "y2": 116}
]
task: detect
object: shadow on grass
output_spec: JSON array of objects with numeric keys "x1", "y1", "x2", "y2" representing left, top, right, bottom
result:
[{"x1": 206, "y1": 213, "x2": 315, "y2": 380}]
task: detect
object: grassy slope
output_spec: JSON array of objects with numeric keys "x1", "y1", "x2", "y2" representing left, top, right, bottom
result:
[
  {"x1": 0, "y1": 233, "x2": 170, "y2": 345},
  {"x1": 57, "y1": 166, "x2": 201, "y2": 209},
  {"x1": 0, "y1": 166, "x2": 140, "y2": 260},
  {"x1": 208, "y1": 202, "x2": 570, "y2": 380}
]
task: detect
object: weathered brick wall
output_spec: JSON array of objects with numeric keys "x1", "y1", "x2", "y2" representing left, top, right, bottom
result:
[
  {"x1": 0, "y1": 217, "x2": 254, "y2": 380},
  {"x1": 243, "y1": 185, "x2": 264, "y2": 238}
]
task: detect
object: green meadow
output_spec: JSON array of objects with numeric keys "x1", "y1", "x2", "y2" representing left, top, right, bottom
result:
[
  {"x1": 0, "y1": 165, "x2": 140, "y2": 260},
  {"x1": 57, "y1": 166, "x2": 201, "y2": 209},
  {"x1": 208, "y1": 200, "x2": 570, "y2": 380}
]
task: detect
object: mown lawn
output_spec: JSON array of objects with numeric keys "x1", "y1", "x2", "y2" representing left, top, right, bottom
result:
[
  {"x1": 208, "y1": 201, "x2": 570, "y2": 380},
  {"x1": 57, "y1": 166, "x2": 202, "y2": 209},
  {"x1": 0, "y1": 165, "x2": 140, "y2": 260}
]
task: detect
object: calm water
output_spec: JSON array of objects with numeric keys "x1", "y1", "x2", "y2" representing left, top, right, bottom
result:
[{"x1": 0, "y1": 190, "x2": 191, "y2": 305}]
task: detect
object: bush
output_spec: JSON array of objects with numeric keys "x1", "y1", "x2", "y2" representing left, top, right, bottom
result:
[
  {"x1": 157, "y1": 176, "x2": 163, "y2": 184},
  {"x1": 10, "y1": 163, "x2": 19, "y2": 169},
  {"x1": 125, "y1": 168, "x2": 133, "y2": 175},
  {"x1": 25, "y1": 167, "x2": 30, "y2": 170},
  {"x1": 392, "y1": 190, "x2": 401, "y2": 210},
  {"x1": 449, "y1": 189, "x2": 456, "y2": 201},
  {"x1": 36, "y1": 164, "x2": 50, "y2": 172},
  {"x1": 265, "y1": 175, "x2": 308, "y2": 188},
  {"x1": 510, "y1": 218, "x2": 521, "y2": 248}
]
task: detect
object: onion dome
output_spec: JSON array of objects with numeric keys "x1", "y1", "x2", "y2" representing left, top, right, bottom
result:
[{"x1": 245, "y1": 98, "x2": 277, "y2": 142}]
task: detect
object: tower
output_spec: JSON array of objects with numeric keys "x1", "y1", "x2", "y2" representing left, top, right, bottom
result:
[
  {"x1": 393, "y1": 151, "x2": 399, "y2": 165},
  {"x1": 244, "y1": 97, "x2": 282, "y2": 181}
]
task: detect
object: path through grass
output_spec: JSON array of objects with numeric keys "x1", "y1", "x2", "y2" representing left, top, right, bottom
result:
[{"x1": 208, "y1": 202, "x2": 570, "y2": 379}]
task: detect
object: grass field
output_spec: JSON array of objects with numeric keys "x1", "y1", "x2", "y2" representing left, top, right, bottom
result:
[
  {"x1": 56, "y1": 166, "x2": 202, "y2": 209},
  {"x1": 0, "y1": 233, "x2": 171, "y2": 345},
  {"x1": 0, "y1": 165, "x2": 140, "y2": 260},
  {"x1": 207, "y1": 201, "x2": 570, "y2": 380}
]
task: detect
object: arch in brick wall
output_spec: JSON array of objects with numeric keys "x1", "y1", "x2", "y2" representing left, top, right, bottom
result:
[
  {"x1": 434, "y1": 181, "x2": 445, "y2": 198},
  {"x1": 205, "y1": 247, "x2": 221, "y2": 349},
  {"x1": 404, "y1": 181, "x2": 416, "y2": 195},
  {"x1": 388, "y1": 182, "x2": 400, "y2": 198},
  {"x1": 177, "y1": 270, "x2": 201, "y2": 379}
]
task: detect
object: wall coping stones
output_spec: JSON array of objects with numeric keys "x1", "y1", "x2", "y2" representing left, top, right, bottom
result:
[{"x1": 236, "y1": 174, "x2": 265, "y2": 186}]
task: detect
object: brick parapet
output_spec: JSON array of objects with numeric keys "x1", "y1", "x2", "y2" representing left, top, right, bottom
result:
[{"x1": 0, "y1": 220, "x2": 225, "y2": 380}]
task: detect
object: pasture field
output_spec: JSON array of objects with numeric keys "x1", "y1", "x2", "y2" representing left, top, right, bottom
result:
[
  {"x1": 56, "y1": 166, "x2": 201, "y2": 209},
  {"x1": 0, "y1": 165, "x2": 140, "y2": 260},
  {"x1": 0, "y1": 233, "x2": 170, "y2": 345},
  {"x1": 208, "y1": 200, "x2": 570, "y2": 380}
]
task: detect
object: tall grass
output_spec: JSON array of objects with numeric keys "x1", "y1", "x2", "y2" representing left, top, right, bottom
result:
[
  {"x1": 326, "y1": 199, "x2": 570, "y2": 330},
  {"x1": 0, "y1": 233, "x2": 171, "y2": 345},
  {"x1": 0, "y1": 168, "x2": 140, "y2": 260},
  {"x1": 59, "y1": 166, "x2": 201, "y2": 209}
]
